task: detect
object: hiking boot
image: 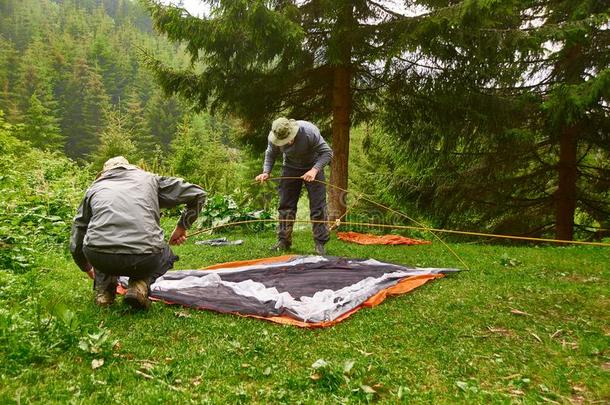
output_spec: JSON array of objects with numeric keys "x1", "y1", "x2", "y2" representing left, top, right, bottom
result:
[
  {"x1": 124, "y1": 279, "x2": 151, "y2": 310},
  {"x1": 95, "y1": 290, "x2": 115, "y2": 307},
  {"x1": 314, "y1": 242, "x2": 326, "y2": 255},
  {"x1": 270, "y1": 240, "x2": 291, "y2": 252}
]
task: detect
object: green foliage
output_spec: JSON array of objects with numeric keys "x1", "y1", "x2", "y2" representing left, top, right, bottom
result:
[
  {"x1": 0, "y1": 272, "x2": 83, "y2": 375},
  {"x1": 91, "y1": 107, "x2": 137, "y2": 169},
  {"x1": 0, "y1": 268, "x2": 119, "y2": 378},
  {"x1": 78, "y1": 327, "x2": 118, "y2": 359},
  {"x1": 195, "y1": 194, "x2": 272, "y2": 232},
  {"x1": 169, "y1": 114, "x2": 243, "y2": 195},
  {"x1": 0, "y1": 37, "x2": 20, "y2": 118},
  {"x1": 0, "y1": 0, "x2": 191, "y2": 161},
  {"x1": 63, "y1": 60, "x2": 112, "y2": 158},
  {"x1": 499, "y1": 253, "x2": 522, "y2": 268},
  {"x1": 145, "y1": 90, "x2": 185, "y2": 150},
  {"x1": 20, "y1": 93, "x2": 63, "y2": 151},
  {"x1": 0, "y1": 122, "x2": 90, "y2": 271},
  {"x1": 123, "y1": 90, "x2": 156, "y2": 159},
  {"x1": 142, "y1": 0, "x2": 404, "y2": 148},
  {"x1": 378, "y1": 0, "x2": 610, "y2": 240},
  {"x1": 0, "y1": 110, "x2": 24, "y2": 155}
]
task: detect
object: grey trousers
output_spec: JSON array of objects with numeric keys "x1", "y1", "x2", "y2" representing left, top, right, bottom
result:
[
  {"x1": 83, "y1": 245, "x2": 178, "y2": 294},
  {"x1": 278, "y1": 167, "x2": 330, "y2": 245}
]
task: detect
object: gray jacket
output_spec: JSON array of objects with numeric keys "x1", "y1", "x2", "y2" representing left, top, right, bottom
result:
[
  {"x1": 70, "y1": 167, "x2": 206, "y2": 272},
  {"x1": 263, "y1": 120, "x2": 333, "y2": 173}
]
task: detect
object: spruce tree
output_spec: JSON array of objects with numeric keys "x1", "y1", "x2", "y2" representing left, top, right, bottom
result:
[
  {"x1": 63, "y1": 59, "x2": 111, "y2": 158},
  {"x1": 0, "y1": 36, "x2": 20, "y2": 122},
  {"x1": 20, "y1": 92, "x2": 63, "y2": 151},
  {"x1": 14, "y1": 35, "x2": 57, "y2": 120},
  {"x1": 92, "y1": 107, "x2": 136, "y2": 169},
  {"x1": 124, "y1": 89, "x2": 156, "y2": 159},
  {"x1": 144, "y1": 89, "x2": 184, "y2": 150},
  {"x1": 143, "y1": 0, "x2": 416, "y2": 220},
  {"x1": 380, "y1": 0, "x2": 609, "y2": 240}
]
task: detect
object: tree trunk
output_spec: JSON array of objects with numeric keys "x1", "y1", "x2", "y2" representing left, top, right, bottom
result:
[
  {"x1": 328, "y1": 1, "x2": 353, "y2": 222},
  {"x1": 555, "y1": 125, "x2": 578, "y2": 240},
  {"x1": 328, "y1": 65, "x2": 351, "y2": 221},
  {"x1": 554, "y1": 44, "x2": 582, "y2": 241}
]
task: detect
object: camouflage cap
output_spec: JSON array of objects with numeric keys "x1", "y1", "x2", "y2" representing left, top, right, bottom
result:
[{"x1": 268, "y1": 117, "x2": 299, "y2": 146}]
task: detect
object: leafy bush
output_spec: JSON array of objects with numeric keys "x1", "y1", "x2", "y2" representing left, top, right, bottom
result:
[
  {"x1": 195, "y1": 194, "x2": 272, "y2": 233},
  {"x1": 0, "y1": 116, "x2": 91, "y2": 271},
  {"x1": 169, "y1": 114, "x2": 244, "y2": 195}
]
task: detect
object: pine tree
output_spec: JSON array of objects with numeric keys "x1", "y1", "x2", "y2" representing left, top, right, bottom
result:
[
  {"x1": 20, "y1": 92, "x2": 63, "y2": 151},
  {"x1": 169, "y1": 113, "x2": 239, "y2": 194},
  {"x1": 124, "y1": 89, "x2": 156, "y2": 159},
  {"x1": 14, "y1": 35, "x2": 58, "y2": 121},
  {"x1": 0, "y1": 110, "x2": 25, "y2": 156},
  {"x1": 143, "y1": 0, "x2": 417, "y2": 220},
  {"x1": 380, "y1": 0, "x2": 609, "y2": 240},
  {"x1": 87, "y1": 7, "x2": 131, "y2": 104},
  {"x1": 62, "y1": 59, "x2": 111, "y2": 158},
  {"x1": 0, "y1": 36, "x2": 20, "y2": 122},
  {"x1": 92, "y1": 107, "x2": 136, "y2": 169},
  {"x1": 145, "y1": 89, "x2": 184, "y2": 150}
]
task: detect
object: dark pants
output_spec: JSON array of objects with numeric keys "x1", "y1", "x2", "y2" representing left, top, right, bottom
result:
[
  {"x1": 278, "y1": 167, "x2": 330, "y2": 245},
  {"x1": 83, "y1": 245, "x2": 178, "y2": 294}
]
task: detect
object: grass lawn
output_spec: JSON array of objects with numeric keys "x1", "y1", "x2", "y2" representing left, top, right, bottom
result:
[{"x1": 1, "y1": 229, "x2": 608, "y2": 403}]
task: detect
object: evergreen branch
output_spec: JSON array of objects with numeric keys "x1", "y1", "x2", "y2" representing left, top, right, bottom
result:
[
  {"x1": 393, "y1": 55, "x2": 445, "y2": 71},
  {"x1": 366, "y1": 0, "x2": 409, "y2": 19},
  {"x1": 577, "y1": 171, "x2": 610, "y2": 182},
  {"x1": 576, "y1": 144, "x2": 594, "y2": 165},
  {"x1": 580, "y1": 199, "x2": 610, "y2": 216}
]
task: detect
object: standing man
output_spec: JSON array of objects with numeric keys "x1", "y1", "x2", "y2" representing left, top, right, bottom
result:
[
  {"x1": 70, "y1": 156, "x2": 206, "y2": 310},
  {"x1": 255, "y1": 117, "x2": 333, "y2": 255}
]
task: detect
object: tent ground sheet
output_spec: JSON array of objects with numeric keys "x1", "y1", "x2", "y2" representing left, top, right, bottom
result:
[{"x1": 119, "y1": 255, "x2": 458, "y2": 327}]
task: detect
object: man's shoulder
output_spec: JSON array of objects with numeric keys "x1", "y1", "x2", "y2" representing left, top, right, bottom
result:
[
  {"x1": 91, "y1": 168, "x2": 156, "y2": 188},
  {"x1": 296, "y1": 120, "x2": 317, "y2": 129},
  {"x1": 296, "y1": 120, "x2": 321, "y2": 137}
]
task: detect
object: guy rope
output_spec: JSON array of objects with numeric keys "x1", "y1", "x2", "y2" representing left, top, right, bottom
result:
[{"x1": 187, "y1": 177, "x2": 610, "y2": 271}]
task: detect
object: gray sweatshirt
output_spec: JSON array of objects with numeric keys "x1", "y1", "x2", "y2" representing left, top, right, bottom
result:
[
  {"x1": 263, "y1": 120, "x2": 333, "y2": 173},
  {"x1": 70, "y1": 167, "x2": 206, "y2": 272}
]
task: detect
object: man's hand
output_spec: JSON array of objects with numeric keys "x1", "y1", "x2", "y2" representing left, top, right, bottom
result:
[
  {"x1": 169, "y1": 225, "x2": 187, "y2": 245},
  {"x1": 301, "y1": 168, "x2": 319, "y2": 182},
  {"x1": 86, "y1": 268, "x2": 95, "y2": 280},
  {"x1": 255, "y1": 173, "x2": 270, "y2": 183}
]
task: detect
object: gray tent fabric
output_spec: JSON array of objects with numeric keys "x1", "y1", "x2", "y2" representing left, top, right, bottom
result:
[
  {"x1": 118, "y1": 255, "x2": 458, "y2": 325},
  {"x1": 194, "y1": 237, "x2": 244, "y2": 246}
]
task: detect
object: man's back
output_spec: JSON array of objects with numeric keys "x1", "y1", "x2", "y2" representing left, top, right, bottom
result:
[{"x1": 84, "y1": 168, "x2": 164, "y2": 254}]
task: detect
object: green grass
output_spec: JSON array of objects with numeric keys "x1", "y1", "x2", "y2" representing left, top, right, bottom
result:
[{"x1": 1, "y1": 230, "x2": 609, "y2": 403}]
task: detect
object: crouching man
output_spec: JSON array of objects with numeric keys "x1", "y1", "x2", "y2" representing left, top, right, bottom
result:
[{"x1": 70, "y1": 156, "x2": 206, "y2": 310}]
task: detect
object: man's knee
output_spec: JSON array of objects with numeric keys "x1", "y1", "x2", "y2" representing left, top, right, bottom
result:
[{"x1": 278, "y1": 209, "x2": 297, "y2": 219}]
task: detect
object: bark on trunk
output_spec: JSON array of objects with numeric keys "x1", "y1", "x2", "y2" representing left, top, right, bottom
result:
[
  {"x1": 553, "y1": 44, "x2": 582, "y2": 241},
  {"x1": 328, "y1": 1, "x2": 353, "y2": 222},
  {"x1": 328, "y1": 65, "x2": 351, "y2": 221},
  {"x1": 555, "y1": 125, "x2": 578, "y2": 240}
]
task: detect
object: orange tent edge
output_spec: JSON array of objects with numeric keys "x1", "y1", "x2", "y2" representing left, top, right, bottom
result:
[{"x1": 202, "y1": 254, "x2": 297, "y2": 270}]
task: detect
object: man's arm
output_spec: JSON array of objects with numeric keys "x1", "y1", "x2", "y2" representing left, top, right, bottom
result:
[
  {"x1": 310, "y1": 131, "x2": 333, "y2": 172},
  {"x1": 262, "y1": 142, "x2": 280, "y2": 174},
  {"x1": 70, "y1": 195, "x2": 93, "y2": 273},
  {"x1": 301, "y1": 129, "x2": 333, "y2": 182},
  {"x1": 158, "y1": 177, "x2": 207, "y2": 241}
]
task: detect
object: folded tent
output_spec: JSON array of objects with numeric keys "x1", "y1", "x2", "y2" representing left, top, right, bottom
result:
[{"x1": 119, "y1": 255, "x2": 458, "y2": 328}]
